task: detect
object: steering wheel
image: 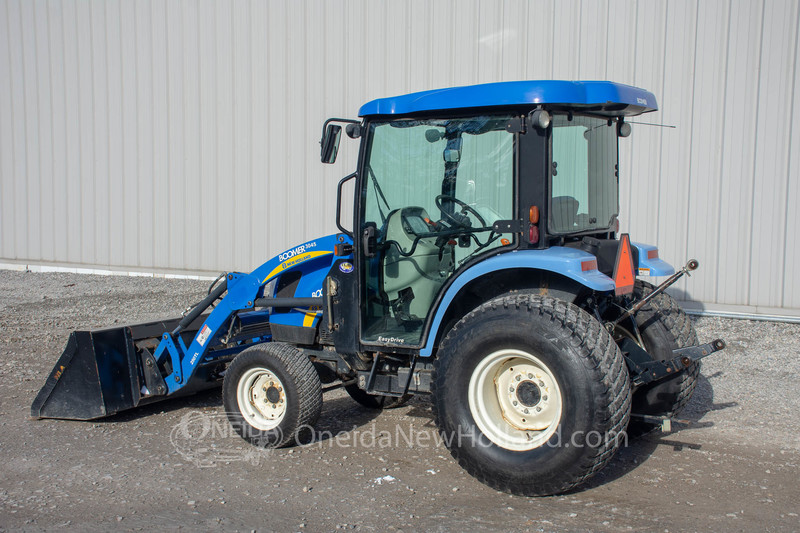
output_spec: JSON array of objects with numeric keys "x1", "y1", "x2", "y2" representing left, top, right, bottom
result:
[{"x1": 435, "y1": 195, "x2": 487, "y2": 229}]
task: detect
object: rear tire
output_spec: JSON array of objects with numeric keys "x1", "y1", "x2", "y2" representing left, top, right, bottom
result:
[
  {"x1": 612, "y1": 280, "x2": 699, "y2": 417},
  {"x1": 223, "y1": 343, "x2": 322, "y2": 448},
  {"x1": 344, "y1": 384, "x2": 411, "y2": 409},
  {"x1": 433, "y1": 294, "x2": 630, "y2": 496}
]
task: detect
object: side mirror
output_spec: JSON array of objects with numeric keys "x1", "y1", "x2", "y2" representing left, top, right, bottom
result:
[{"x1": 320, "y1": 124, "x2": 342, "y2": 164}]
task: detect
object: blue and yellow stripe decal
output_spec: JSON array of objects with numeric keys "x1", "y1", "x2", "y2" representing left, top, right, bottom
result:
[
  {"x1": 262, "y1": 250, "x2": 333, "y2": 283},
  {"x1": 302, "y1": 307, "x2": 322, "y2": 327}
]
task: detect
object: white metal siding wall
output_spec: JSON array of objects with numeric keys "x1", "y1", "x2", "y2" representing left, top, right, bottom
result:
[{"x1": 1, "y1": 0, "x2": 798, "y2": 317}]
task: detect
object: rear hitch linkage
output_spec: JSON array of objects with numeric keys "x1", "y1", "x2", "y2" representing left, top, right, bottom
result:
[
  {"x1": 608, "y1": 259, "x2": 699, "y2": 330},
  {"x1": 601, "y1": 258, "x2": 727, "y2": 388},
  {"x1": 621, "y1": 337, "x2": 726, "y2": 387}
]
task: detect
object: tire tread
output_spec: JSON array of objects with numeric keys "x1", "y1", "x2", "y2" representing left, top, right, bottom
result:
[
  {"x1": 223, "y1": 342, "x2": 322, "y2": 448},
  {"x1": 432, "y1": 294, "x2": 631, "y2": 496}
]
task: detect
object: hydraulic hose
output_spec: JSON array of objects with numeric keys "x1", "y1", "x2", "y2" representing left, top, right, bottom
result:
[{"x1": 172, "y1": 278, "x2": 228, "y2": 336}]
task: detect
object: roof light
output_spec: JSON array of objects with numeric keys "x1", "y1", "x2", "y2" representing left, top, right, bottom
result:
[{"x1": 529, "y1": 109, "x2": 551, "y2": 130}]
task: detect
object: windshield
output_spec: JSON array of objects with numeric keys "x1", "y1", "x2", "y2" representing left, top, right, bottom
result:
[
  {"x1": 363, "y1": 116, "x2": 514, "y2": 262},
  {"x1": 363, "y1": 117, "x2": 513, "y2": 223},
  {"x1": 549, "y1": 114, "x2": 618, "y2": 234}
]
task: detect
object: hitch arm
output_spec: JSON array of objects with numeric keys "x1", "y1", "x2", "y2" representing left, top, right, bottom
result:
[
  {"x1": 622, "y1": 338, "x2": 726, "y2": 387},
  {"x1": 610, "y1": 259, "x2": 699, "y2": 328}
]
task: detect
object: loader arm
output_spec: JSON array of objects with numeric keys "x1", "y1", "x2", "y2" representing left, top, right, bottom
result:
[{"x1": 32, "y1": 234, "x2": 348, "y2": 419}]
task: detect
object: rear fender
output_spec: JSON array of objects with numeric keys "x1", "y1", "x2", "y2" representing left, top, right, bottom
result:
[
  {"x1": 419, "y1": 247, "x2": 615, "y2": 357},
  {"x1": 632, "y1": 242, "x2": 675, "y2": 276}
]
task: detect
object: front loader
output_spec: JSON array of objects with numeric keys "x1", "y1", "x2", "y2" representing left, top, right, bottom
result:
[{"x1": 33, "y1": 80, "x2": 724, "y2": 496}]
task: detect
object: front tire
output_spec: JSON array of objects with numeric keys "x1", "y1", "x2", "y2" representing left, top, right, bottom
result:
[
  {"x1": 433, "y1": 294, "x2": 631, "y2": 496},
  {"x1": 223, "y1": 343, "x2": 322, "y2": 448}
]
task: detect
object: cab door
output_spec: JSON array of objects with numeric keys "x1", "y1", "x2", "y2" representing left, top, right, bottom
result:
[{"x1": 358, "y1": 116, "x2": 516, "y2": 348}]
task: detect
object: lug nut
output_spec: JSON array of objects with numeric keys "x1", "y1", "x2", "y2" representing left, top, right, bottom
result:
[
  {"x1": 538, "y1": 380, "x2": 545, "y2": 387},
  {"x1": 543, "y1": 395, "x2": 548, "y2": 401},
  {"x1": 512, "y1": 401, "x2": 518, "y2": 406},
  {"x1": 536, "y1": 406, "x2": 542, "y2": 412},
  {"x1": 523, "y1": 408, "x2": 529, "y2": 414},
  {"x1": 515, "y1": 375, "x2": 521, "y2": 381},
  {"x1": 527, "y1": 373, "x2": 533, "y2": 379}
]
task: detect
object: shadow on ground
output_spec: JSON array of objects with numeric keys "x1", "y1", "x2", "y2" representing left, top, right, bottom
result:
[
  {"x1": 64, "y1": 368, "x2": 742, "y2": 494},
  {"x1": 580, "y1": 371, "x2": 738, "y2": 491}
]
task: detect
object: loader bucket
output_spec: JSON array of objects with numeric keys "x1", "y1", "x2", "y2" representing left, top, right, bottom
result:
[
  {"x1": 31, "y1": 327, "x2": 142, "y2": 420},
  {"x1": 31, "y1": 316, "x2": 211, "y2": 420}
]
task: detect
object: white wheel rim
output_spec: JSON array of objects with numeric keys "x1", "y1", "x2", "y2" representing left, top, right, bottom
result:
[
  {"x1": 468, "y1": 349, "x2": 563, "y2": 451},
  {"x1": 236, "y1": 367, "x2": 287, "y2": 431}
]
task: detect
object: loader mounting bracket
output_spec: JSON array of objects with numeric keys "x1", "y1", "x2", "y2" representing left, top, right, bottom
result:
[{"x1": 140, "y1": 348, "x2": 167, "y2": 396}]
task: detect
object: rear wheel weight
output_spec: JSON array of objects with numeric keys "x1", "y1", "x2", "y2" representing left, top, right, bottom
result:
[
  {"x1": 223, "y1": 343, "x2": 322, "y2": 448},
  {"x1": 433, "y1": 294, "x2": 631, "y2": 496}
]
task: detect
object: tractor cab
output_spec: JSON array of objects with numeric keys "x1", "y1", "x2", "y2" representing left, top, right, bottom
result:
[{"x1": 322, "y1": 81, "x2": 654, "y2": 353}]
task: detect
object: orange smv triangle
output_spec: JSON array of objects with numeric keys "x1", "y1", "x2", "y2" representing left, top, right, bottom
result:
[{"x1": 612, "y1": 233, "x2": 636, "y2": 296}]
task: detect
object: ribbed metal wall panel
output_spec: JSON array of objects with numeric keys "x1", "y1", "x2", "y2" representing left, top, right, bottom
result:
[{"x1": 1, "y1": 0, "x2": 798, "y2": 316}]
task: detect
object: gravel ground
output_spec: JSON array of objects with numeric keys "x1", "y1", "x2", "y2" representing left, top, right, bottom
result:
[{"x1": 1, "y1": 270, "x2": 799, "y2": 531}]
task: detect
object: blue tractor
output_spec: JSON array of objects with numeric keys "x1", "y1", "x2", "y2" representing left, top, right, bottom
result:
[{"x1": 32, "y1": 81, "x2": 724, "y2": 496}]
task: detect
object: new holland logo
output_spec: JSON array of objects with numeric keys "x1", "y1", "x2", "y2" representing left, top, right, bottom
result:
[{"x1": 339, "y1": 262, "x2": 354, "y2": 273}]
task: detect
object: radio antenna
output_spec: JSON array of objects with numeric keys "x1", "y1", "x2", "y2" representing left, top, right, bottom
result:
[{"x1": 625, "y1": 121, "x2": 676, "y2": 129}]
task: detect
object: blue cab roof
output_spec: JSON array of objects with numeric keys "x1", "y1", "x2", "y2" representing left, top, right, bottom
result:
[{"x1": 359, "y1": 80, "x2": 657, "y2": 117}]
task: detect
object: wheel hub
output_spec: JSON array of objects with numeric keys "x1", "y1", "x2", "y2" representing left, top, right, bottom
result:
[
  {"x1": 468, "y1": 349, "x2": 563, "y2": 451},
  {"x1": 237, "y1": 368, "x2": 287, "y2": 430},
  {"x1": 515, "y1": 380, "x2": 541, "y2": 407},
  {"x1": 265, "y1": 385, "x2": 281, "y2": 404},
  {"x1": 495, "y1": 362, "x2": 558, "y2": 431}
]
